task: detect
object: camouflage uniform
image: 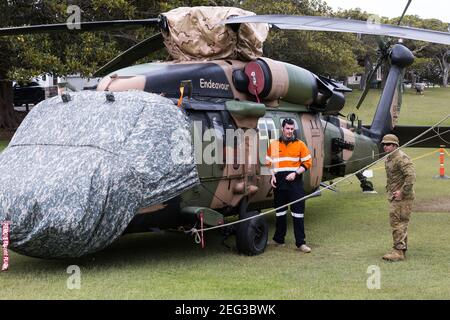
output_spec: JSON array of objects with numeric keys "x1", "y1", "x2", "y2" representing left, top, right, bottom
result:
[{"x1": 385, "y1": 149, "x2": 416, "y2": 252}]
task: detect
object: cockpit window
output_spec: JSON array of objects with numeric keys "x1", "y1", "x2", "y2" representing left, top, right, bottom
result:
[{"x1": 258, "y1": 118, "x2": 278, "y2": 140}]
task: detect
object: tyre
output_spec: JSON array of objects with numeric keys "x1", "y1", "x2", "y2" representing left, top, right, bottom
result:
[
  {"x1": 361, "y1": 180, "x2": 374, "y2": 192},
  {"x1": 236, "y1": 211, "x2": 268, "y2": 256}
]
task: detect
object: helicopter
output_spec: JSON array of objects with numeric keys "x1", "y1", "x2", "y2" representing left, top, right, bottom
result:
[{"x1": 0, "y1": 5, "x2": 450, "y2": 259}]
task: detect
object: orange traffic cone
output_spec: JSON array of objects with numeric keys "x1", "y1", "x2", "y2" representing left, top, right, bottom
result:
[{"x1": 433, "y1": 146, "x2": 450, "y2": 179}]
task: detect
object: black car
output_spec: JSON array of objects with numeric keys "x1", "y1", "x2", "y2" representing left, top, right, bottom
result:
[{"x1": 13, "y1": 81, "x2": 46, "y2": 106}]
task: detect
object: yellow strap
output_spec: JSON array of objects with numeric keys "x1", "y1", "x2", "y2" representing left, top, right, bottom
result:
[
  {"x1": 177, "y1": 86, "x2": 185, "y2": 107},
  {"x1": 372, "y1": 149, "x2": 439, "y2": 171},
  {"x1": 410, "y1": 148, "x2": 440, "y2": 161},
  {"x1": 444, "y1": 148, "x2": 450, "y2": 157}
]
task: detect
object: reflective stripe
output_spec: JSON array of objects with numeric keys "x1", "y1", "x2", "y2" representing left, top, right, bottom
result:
[
  {"x1": 301, "y1": 154, "x2": 312, "y2": 162},
  {"x1": 265, "y1": 156, "x2": 273, "y2": 162},
  {"x1": 276, "y1": 211, "x2": 287, "y2": 217},
  {"x1": 271, "y1": 157, "x2": 300, "y2": 163},
  {"x1": 291, "y1": 212, "x2": 304, "y2": 218},
  {"x1": 274, "y1": 167, "x2": 298, "y2": 173}
]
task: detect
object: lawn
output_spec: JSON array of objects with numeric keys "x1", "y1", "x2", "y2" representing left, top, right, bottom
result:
[
  {"x1": 0, "y1": 87, "x2": 449, "y2": 300},
  {"x1": 342, "y1": 86, "x2": 450, "y2": 126},
  {"x1": 0, "y1": 140, "x2": 8, "y2": 150}
]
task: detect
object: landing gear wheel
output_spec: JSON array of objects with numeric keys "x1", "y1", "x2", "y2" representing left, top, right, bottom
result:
[
  {"x1": 236, "y1": 211, "x2": 268, "y2": 256},
  {"x1": 361, "y1": 180, "x2": 374, "y2": 192},
  {"x1": 356, "y1": 172, "x2": 375, "y2": 192}
]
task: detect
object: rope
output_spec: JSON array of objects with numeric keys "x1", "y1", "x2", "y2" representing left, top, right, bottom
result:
[
  {"x1": 371, "y1": 148, "x2": 439, "y2": 171},
  {"x1": 193, "y1": 228, "x2": 202, "y2": 244},
  {"x1": 432, "y1": 127, "x2": 450, "y2": 145},
  {"x1": 407, "y1": 128, "x2": 450, "y2": 147},
  {"x1": 445, "y1": 149, "x2": 450, "y2": 157},
  {"x1": 186, "y1": 113, "x2": 450, "y2": 239},
  {"x1": 324, "y1": 128, "x2": 450, "y2": 169}
]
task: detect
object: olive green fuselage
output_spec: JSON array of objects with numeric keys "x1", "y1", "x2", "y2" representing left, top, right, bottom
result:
[
  {"x1": 124, "y1": 103, "x2": 378, "y2": 232},
  {"x1": 97, "y1": 60, "x2": 378, "y2": 232}
]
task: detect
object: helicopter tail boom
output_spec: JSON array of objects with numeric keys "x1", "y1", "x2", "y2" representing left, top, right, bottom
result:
[{"x1": 367, "y1": 44, "x2": 414, "y2": 141}]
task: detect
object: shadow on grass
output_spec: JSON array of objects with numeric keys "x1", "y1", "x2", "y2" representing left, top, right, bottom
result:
[
  {"x1": 8, "y1": 229, "x2": 237, "y2": 274},
  {"x1": 90, "y1": 230, "x2": 231, "y2": 264},
  {"x1": 8, "y1": 208, "x2": 332, "y2": 274}
]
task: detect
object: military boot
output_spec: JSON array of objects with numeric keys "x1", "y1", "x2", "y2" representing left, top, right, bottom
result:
[{"x1": 382, "y1": 249, "x2": 405, "y2": 262}]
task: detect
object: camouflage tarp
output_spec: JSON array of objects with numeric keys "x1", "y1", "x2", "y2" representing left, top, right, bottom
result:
[
  {"x1": 162, "y1": 6, "x2": 269, "y2": 61},
  {"x1": 0, "y1": 91, "x2": 199, "y2": 259}
]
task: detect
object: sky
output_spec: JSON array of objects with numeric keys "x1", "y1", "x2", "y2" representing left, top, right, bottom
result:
[{"x1": 324, "y1": 0, "x2": 450, "y2": 23}]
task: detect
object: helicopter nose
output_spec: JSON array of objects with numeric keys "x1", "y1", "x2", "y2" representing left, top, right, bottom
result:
[{"x1": 0, "y1": 90, "x2": 199, "y2": 259}]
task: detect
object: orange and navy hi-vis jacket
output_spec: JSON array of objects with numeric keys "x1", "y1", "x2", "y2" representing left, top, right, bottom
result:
[{"x1": 266, "y1": 138, "x2": 312, "y2": 174}]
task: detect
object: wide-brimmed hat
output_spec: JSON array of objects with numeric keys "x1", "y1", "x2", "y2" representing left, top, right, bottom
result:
[{"x1": 381, "y1": 134, "x2": 399, "y2": 146}]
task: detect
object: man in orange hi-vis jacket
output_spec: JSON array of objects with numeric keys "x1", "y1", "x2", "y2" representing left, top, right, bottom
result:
[{"x1": 266, "y1": 118, "x2": 313, "y2": 253}]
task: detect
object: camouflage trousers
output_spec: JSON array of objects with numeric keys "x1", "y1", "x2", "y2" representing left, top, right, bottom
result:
[{"x1": 389, "y1": 199, "x2": 413, "y2": 250}]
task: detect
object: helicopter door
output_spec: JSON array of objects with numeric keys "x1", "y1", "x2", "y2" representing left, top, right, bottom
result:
[
  {"x1": 278, "y1": 115, "x2": 324, "y2": 192},
  {"x1": 208, "y1": 110, "x2": 255, "y2": 209},
  {"x1": 204, "y1": 112, "x2": 227, "y2": 178},
  {"x1": 189, "y1": 111, "x2": 213, "y2": 178},
  {"x1": 300, "y1": 114, "x2": 324, "y2": 191},
  {"x1": 257, "y1": 117, "x2": 279, "y2": 176}
]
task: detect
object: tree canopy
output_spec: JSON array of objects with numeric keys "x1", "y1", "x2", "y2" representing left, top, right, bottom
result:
[{"x1": 0, "y1": 0, "x2": 448, "y2": 129}]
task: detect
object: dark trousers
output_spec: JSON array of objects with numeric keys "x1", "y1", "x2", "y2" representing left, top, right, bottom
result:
[{"x1": 273, "y1": 183, "x2": 306, "y2": 247}]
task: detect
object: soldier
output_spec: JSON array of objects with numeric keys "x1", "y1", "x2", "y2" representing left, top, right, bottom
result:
[
  {"x1": 266, "y1": 118, "x2": 312, "y2": 252},
  {"x1": 381, "y1": 134, "x2": 416, "y2": 262}
]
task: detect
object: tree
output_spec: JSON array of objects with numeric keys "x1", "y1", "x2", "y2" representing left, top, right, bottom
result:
[
  {"x1": 1, "y1": 0, "x2": 238, "y2": 129},
  {"x1": 408, "y1": 57, "x2": 433, "y2": 86},
  {"x1": 392, "y1": 15, "x2": 450, "y2": 87},
  {"x1": 444, "y1": 50, "x2": 450, "y2": 87},
  {"x1": 333, "y1": 8, "x2": 382, "y2": 90},
  {"x1": 0, "y1": 0, "x2": 156, "y2": 129},
  {"x1": 0, "y1": 0, "x2": 372, "y2": 130}
]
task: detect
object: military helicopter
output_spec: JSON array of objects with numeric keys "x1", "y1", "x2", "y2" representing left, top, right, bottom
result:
[{"x1": 1, "y1": 4, "x2": 450, "y2": 259}]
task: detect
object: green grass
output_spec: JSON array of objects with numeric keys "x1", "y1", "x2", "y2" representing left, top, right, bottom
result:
[
  {"x1": 0, "y1": 140, "x2": 8, "y2": 150},
  {"x1": 343, "y1": 87, "x2": 450, "y2": 126},
  {"x1": 1, "y1": 88, "x2": 450, "y2": 299}
]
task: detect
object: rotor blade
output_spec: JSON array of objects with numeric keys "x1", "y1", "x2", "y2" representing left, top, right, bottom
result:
[
  {"x1": 0, "y1": 19, "x2": 160, "y2": 36},
  {"x1": 356, "y1": 57, "x2": 384, "y2": 110},
  {"x1": 93, "y1": 32, "x2": 165, "y2": 77},
  {"x1": 223, "y1": 15, "x2": 450, "y2": 45},
  {"x1": 398, "y1": 0, "x2": 413, "y2": 25}
]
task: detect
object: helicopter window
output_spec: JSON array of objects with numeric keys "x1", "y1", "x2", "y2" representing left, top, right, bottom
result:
[
  {"x1": 206, "y1": 112, "x2": 225, "y2": 138},
  {"x1": 258, "y1": 118, "x2": 278, "y2": 140},
  {"x1": 186, "y1": 110, "x2": 208, "y2": 133},
  {"x1": 257, "y1": 119, "x2": 268, "y2": 138},
  {"x1": 265, "y1": 120, "x2": 277, "y2": 140},
  {"x1": 212, "y1": 117, "x2": 224, "y2": 136}
]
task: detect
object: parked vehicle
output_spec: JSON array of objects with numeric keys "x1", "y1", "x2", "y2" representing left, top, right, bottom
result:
[
  {"x1": 13, "y1": 81, "x2": 46, "y2": 107},
  {"x1": 13, "y1": 81, "x2": 58, "y2": 111}
]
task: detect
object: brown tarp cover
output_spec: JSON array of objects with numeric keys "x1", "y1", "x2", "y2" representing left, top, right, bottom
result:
[{"x1": 162, "y1": 6, "x2": 269, "y2": 61}]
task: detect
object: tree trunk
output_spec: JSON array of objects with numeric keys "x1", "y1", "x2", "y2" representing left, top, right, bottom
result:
[
  {"x1": 443, "y1": 67, "x2": 449, "y2": 87},
  {"x1": 443, "y1": 52, "x2": 449, "y2": 87},
  {"x1": 410, "y1": 70, "x2": 417, "y2": 87},
  {"x1": 0, "y1": 80, "x2": 18, "y2": 129},
  {"x1": 360, "y1": 55, "x2": 371, "y2": 90}
]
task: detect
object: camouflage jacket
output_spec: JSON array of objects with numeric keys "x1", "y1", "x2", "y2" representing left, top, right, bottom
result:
[{"x1": 385, "y1": 149, "x2": 416, "y2": 201}]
